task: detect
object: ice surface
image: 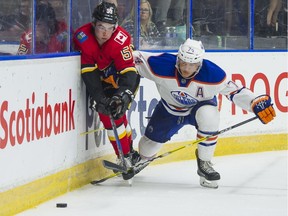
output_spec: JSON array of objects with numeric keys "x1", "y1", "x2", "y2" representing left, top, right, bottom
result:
[{"x1": 18, "y1": 151, "x2": 288, "y2": 216}]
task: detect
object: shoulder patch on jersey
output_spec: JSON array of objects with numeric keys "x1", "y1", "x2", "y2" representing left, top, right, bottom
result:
[
  {"x1": 114, "y1": 31, "x2": 128, "y2": 45},
  {"x1": 76, "y1": 31, "x2": 88, "y2": 43}
]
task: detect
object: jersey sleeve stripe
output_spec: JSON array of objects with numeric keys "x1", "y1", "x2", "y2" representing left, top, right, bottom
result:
[
  {"x1": 118, "y1": 67, "x2": 137, "y2": 75},
  {"x1": 81, "y1": 65, "x2": 98, "y2": 74}
]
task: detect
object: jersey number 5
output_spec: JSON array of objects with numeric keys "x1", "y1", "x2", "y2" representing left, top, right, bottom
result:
[{"x1": 121, "y1": 45, "x2": 133, "y2": 61}]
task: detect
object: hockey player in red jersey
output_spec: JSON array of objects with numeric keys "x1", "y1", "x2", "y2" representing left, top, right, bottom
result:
[
  {"x1": 73, "y1": 2, "x2": 140, "y2": 180},
  {"x1": 17, "y1": 3, "x2": 67, "y2": 55},
  {"x1": 132, "y1": 39, "x2": 276, "y2": 188}
]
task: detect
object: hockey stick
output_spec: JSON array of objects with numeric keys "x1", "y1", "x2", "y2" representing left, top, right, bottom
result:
[
  {"x1": 91, "y1": 172, "x2": 120, "y2": 184},
  {"x1": 135, "y1": 116, "x2": 258, "y2": 167},
  {"x1": 105, "y1": 115, "x2": 128, "y2": 171},
  {"x1": 80, "y1": 127, "x2": 105, "y2": 136},
  {"x1": 91, "y1": 116, "x2": 258, "y2": 184}
]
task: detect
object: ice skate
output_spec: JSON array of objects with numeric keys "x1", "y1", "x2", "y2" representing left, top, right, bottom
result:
[
  {"x1": 125, "y1": 150, "x2": 150, "y2": 176},
  {"x1": 129, "y1": 149, "x2": 141, "y2": 166},
  {"x1": 114, "y1": 148, "x2": 139, "y2": 169},
  {"x1": 115, "y1": 149, "x2": 140, "y2": 181},
  {"x1": 133, "y1": 158, "x2": 150, "y2": 175},
  {"x1": 114, "y1": 154, "x2": 135, "y2": 182},
  {"x1": 195, "y1": 149, "x2": 220, "y2": 189}
]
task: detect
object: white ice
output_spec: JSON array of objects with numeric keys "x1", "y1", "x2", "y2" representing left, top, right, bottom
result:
[{"x1": 18, "y1": 151, "x2": 288, "y2": 216}]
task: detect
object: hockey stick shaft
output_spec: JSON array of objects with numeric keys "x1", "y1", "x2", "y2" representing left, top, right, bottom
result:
[
  {"x1": 135, "y1": 116, "x2": 258, "y2": 167},
  {"x1": 109, "y1": 115, "x2": 128, "y2": 170},
  {"x1": 80, "y1": 127, "x2": 105, "y2": 136},
  {"x1": 91, "y1": 172, "x2": 119, "y2": 184}
]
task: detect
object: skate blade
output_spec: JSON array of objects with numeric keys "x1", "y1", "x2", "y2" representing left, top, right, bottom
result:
[{"x1": 199, "y1": 177, "x2": 218, "y2": 189}]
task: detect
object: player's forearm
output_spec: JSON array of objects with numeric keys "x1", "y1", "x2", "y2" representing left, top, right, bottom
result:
[
  {"x1": 227, "y1": 87, "x2": 256, "y2": 112},
  {"x1": 81, "y1": 70, "x2": 105, "y2": 102},
  {"x1": 116, "y1": 70, "x2": 140, "y2": 96}
]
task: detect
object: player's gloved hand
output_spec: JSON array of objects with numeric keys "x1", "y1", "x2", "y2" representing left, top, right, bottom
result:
[
  {"x1": 90, "y1": 97, "x2": 111, "y2": 115},
  {"x1": 109, "y1": 90, "x2": 134, "y2": 119},
  {"x1": 251, "y1": 95, "x2": 276, "y2": 124}
]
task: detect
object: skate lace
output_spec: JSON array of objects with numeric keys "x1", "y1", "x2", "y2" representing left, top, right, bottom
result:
[{"x1": 200, "y1": 161, "x2": 216, "y2": 174}]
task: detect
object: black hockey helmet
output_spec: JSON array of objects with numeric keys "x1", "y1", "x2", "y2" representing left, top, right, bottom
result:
[{"x1": 92, "y1": 2, "x2": 118, "y2": 24}]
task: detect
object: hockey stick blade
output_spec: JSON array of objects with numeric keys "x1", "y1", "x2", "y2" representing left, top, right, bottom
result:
[
  {"x1": 102, "y1": 160, "x2": 127, "y2": 173},
  {"x1": 91, "y1": 161, "x2": 134, "y2": 184}
]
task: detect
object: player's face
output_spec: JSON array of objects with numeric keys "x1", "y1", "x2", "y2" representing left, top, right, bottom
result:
[
  {"x1": 178, "y1": 59, "x2": 200, "y2": 78},
  {"x1": 94, "y1": 21, "x2": 116, "y2": 45}
]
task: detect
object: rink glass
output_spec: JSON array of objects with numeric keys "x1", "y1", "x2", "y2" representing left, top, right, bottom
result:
[{"x1": 0, "y1": 0, "x2": 287, "y2": 55}]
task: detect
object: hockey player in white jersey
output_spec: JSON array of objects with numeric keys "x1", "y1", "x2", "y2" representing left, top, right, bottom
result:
[{"x1": 133, "y1": 38, "x2": 276, "y2": 188}]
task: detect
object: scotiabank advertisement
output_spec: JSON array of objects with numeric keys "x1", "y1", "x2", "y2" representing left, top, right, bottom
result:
[
  {"x1": 0, "y1": 56, "x2": 86, "y2": 191},
  {"x1": 0, "y1": 52, "x2": 287, "y2": 192}
]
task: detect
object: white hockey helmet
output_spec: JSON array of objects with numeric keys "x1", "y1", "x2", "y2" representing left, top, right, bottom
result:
[{"x1": 177, "y1": 39, "x2": 205, "y2": 64}]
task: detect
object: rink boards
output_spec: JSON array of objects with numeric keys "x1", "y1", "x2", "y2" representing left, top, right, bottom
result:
[{"x1": 0, "y1": 52, "x2": 287, "y2": 215}]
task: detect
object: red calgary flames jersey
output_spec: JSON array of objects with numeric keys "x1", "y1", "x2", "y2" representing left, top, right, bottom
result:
[{"x1": 73, "y1": 23, "x2": 136, "y2": 73}]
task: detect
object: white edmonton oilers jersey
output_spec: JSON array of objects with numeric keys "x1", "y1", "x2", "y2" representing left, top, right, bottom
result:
[{"x1": 133, "y1": 51, "x2": 256, "y2": 116}]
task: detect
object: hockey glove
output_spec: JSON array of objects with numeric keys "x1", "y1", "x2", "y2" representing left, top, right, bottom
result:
[
  {"x1": 90, "y1": 97, "x2": 111, "y2": 116},
  {"x1": 251, "y1": 95, "x2": 276, "y2": 124},
  {"x1": 109, "y1": 89, "x2": 134, "y2": 119}
]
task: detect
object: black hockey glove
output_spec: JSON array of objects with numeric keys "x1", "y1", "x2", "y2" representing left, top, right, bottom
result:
[
  {"x1": 251, "y1": 94, "x2": 276, "y2": 124},
  {"x1": 109, "y1": 90, "x2": 134, "y2": 119},
  {"x1": 90, "y1": 97, "x2": 111, "y2": 116}
]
